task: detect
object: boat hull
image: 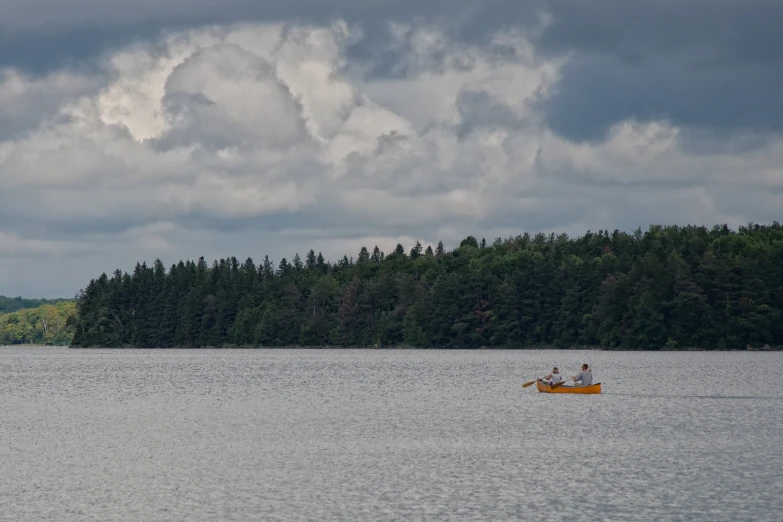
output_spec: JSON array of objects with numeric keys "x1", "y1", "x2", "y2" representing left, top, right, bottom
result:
[{"x1": 536, "y1": 381, "x2": 601, "y2": 394}]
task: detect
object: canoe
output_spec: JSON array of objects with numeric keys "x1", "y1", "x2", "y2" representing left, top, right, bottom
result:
[{"x1": 536, "y1": 380, "x2": 601, "y2": 394}]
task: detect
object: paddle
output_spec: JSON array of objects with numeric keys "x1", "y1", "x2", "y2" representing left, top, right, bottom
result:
[
  {"x1": 522, "y1": 378, "x2": 542, "y2": 388},
  {"x1": 551, "y1": 377, "x2": 574, "y2": 389}
]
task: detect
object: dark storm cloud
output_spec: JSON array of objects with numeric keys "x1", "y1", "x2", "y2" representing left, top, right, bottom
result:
[
  {"x1": 349, "y1": 0, "x2": 783, "y2": 140},
  {"x1": 7, "y1": 0, "x2": 780, "y2": 143},
  {"x1": 465, "y1": 1, "x2": 783, "y2": 141},
  {"x1": 534, "y1": 0, "x2": 783, "y2": 140},
  {"x1": 349, "y1": 1, "x2": 783, "y2": 141},
  {"x1": 542, "y1": 51, "x2": 783, "y2": 142},
  {"x1": 0, "y1": 0, "x2": 460, "y2": 72},
  {"x1": 536, "y1": 0, "x2": 783, "y2": 66},
  {"x1": 5, "y1": 0, "x2": 780, "y2": 68}
]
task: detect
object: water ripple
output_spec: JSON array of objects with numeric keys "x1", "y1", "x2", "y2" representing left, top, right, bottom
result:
[{"x1": 0, "y1": 347, "x2": 781, "y2": 521}]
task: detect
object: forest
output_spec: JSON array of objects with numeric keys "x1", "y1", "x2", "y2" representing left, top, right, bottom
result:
[
  {"x1": 0, "y1": 301, "x2": 78, "y2": 345},
  {"x1": 70, "y1": 223, "x2": 783, "y2": 350},
  {"x1": 0, "y1": 295, "x2": 70, "y2": 314}
]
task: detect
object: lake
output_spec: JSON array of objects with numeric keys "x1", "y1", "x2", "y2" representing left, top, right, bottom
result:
[{"x1": 1, "y1": 347, "x2": 781, "y2": 521}]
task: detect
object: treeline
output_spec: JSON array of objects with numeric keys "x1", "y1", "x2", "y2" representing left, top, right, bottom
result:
[
  {"x1": 0, "y1": 295, "x2": 70, "y2": 314},
  {"x1": 71, "y1": 223, "x2": 783, "y2": 349},
  {"x1": 0, "y1": 301, "x2": 78, "y2": 345}
]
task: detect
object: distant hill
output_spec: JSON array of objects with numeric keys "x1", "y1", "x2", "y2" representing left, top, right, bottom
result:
[{"x1": 0, "y1": 296, "x2": 73, "y2": 315}]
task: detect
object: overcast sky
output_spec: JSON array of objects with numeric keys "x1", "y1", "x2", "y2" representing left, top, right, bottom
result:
[{"x1": 1, "y1": 0, "x2": 782, "y2": 298}]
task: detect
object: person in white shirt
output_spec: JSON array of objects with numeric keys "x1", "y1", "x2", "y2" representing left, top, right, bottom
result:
[
  {"x1": 542, "y1": 367, "x2": 563, "y2": 386},
  {"x1": 572, "y1": 364, "x2": 593, "y2": 386}
]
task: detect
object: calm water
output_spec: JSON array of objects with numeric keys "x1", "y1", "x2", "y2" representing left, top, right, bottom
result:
[{"x1": 1, "y1": 348, "x2": 781, "y2": 521}]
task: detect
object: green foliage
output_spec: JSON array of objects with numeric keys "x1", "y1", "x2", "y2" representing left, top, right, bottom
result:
[
  {"x1": 460, "y1": 236, "x2": 479, "y2": 249},
  {"x1": 71, "y1": 222, "x2": 783, "y2": 349},
  {"x1": 0, "y1": 296, "x2": 71, "y2": 314},
  {"x1": 0, "y1": 301, "x2": 77, "y2": 345},
  {"x1": 402, "y1": 302, "x2": 427, "y2": 346}
]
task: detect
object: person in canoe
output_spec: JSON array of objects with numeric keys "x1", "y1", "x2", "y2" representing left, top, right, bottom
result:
[
  {"x1": 541, "y1": 367, "x2": 564, "y2": 386},
  {"x1": 572, "y1": 364, "x2": 593, "y2": 386}
]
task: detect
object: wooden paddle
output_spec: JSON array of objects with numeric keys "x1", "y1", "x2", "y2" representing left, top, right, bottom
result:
[
  {"x1": 522, "y1": 378, "x2": 544, "y2": 388},
  {"x1": 551, "y1": 377, "x2": 574, "y2": 389}
]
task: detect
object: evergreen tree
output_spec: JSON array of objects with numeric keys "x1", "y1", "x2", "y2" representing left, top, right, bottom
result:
[
  {"x1": 306, "y1": 250, "x2": 317, "y2": 270},
  {"x1": 435, "y1": 241, "x2": 445, "y2": 256},
  {"x1": 316, "y1": 252, "x2": 327, "y2": 273},
  {"x1": 262, "y1": 256, "x2": 274, "y2": 279},
  {"x1": 69, "y1": 222, "x2": 783, "y2": 350},
  {"x1": 460, "y1": 236, "x2": 479, "y2": 249}
]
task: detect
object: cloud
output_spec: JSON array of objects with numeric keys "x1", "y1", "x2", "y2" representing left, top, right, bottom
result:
[
  {"x1": 0, "y1": 0, "x2": 471, "y2": 73},
  {"x1": 0, "y1": 231, "x2": 85, "y2": 258},
  {"x1": 0, "y1": 14, "x2": 781, "y2": 298},
  {"x1": 543, "y1": 50, "x2": 783, "y2": 142},
  {"x1": 3, "y1": 0, "x2": 780, "y2": 139},
  {"x1": 158, "y1": 43, "x2": 309, "y2": 150},
  {"x1": 536, "y1": 0, "x2": 783, "y2": 65},
  {"x1": 0, "y1": 69, "x2": 103, "y2": 140}
]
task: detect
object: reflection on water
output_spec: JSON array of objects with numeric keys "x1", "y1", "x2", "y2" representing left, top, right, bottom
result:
[{"x1": 1, "y1": 347, "x2": 781, "y2": 521}]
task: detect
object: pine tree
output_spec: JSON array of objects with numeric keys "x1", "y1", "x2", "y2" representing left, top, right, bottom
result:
[
  {"x1": 70, "y1": 223, "x2": 783, "y2": 350},
  {"x1": 306, "y1": 249, "x2": 317, "y2": 270},
  {"x1": 410, "y1": 240, "x2": 423, "y2": 259},
  {"x1": 278, "y1": 258, "x2": 290, "y2": 276},
  {"x1": 262, "y1": 256, "x2": 274, "y2": 279}
]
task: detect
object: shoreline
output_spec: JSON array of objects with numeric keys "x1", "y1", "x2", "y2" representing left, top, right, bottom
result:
[
  {"x1": 4, "y1": 343, "x2": 779, "y2": 351},
  {"x1": 61, "y1": 344, "x2": 782, "y2": 351}
]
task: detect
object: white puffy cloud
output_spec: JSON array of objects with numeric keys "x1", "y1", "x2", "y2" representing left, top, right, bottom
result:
[{"x1": 0, "y1": 20, "x2": 781, "y2": 297}]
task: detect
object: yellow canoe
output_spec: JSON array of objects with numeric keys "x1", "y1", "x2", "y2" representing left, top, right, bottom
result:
[{"x1": 536, "y1": 380, "x2": 601, "y2": 394}]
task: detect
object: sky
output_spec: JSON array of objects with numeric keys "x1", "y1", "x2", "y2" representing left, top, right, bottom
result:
[{"x1": 1, "y1": 0, "x2": 782, "y2": 298}]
